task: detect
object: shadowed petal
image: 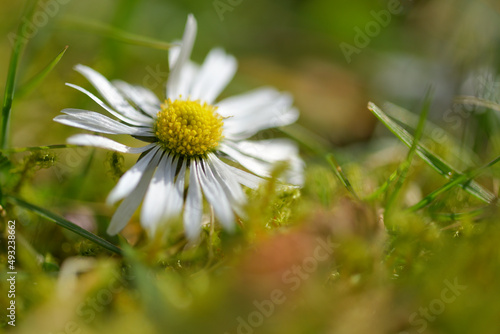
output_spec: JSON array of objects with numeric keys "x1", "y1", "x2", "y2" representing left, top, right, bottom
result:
[
  {"x1": 183, "y1": 158, "x2": 203, "y2": 240},
  {"x1": 107, "y1": 146, "x2": 161, "y2": 205},
  {"x1": 106, "y1": 150, "x2": 162, "y2": 235}
]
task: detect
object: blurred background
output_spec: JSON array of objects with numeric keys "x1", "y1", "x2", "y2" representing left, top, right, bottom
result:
[
  {"x1": 3, "y1": 0, "x2": 500, "y2": 333},
  {"x1": 2, "y1": 0, "x2": 498, "y2": 149}
]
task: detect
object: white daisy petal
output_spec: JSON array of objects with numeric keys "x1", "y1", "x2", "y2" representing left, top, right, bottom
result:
[
  {"x1": 167, "y1": 39, "x2": 200, "y2": 99},
  {"x1": 224, "y1": 106, "x2": 298, "y2": 140},
  {"x1": 66, "y1": 83, "x2": 149, "y2": 127},
  {"x1": 53, "y1": 110, "x2": 152, "y2": 137},
  {"x1": 216, "y1": 87, "x2": 280, "y2": 117},
  {"x1": 222, "y1": 140, "x2": 304, "y2": 186},
  {"x1": 217, "y1": 87, "x2": 299, "y2": 140},
  {"x1": 231, "y1": 139, "x2": 304, "y2": 185},
  {"x1": 196, "y1": 158, "x2": 235, "y2": 231},
  {"x1": 167, "y1": 14, "x2": 197, "y2": 100},
  {"x1": 107, "y1": 146, "x2": 161, "y2": 205},
  {"x1": 106, "y1": 157, "x2": 158, "y2": 235},
  {"x1": 183, "y1": 158, "x2": 203, "y2": 241},
  {"x1": 55, "y1": 109, "x2": 152, "y2": 136},
  {"x1": 167, "y1": 44, "x2": 200, "y2": 100},
  {"x1": 207, "y1": 153, "x2": 246, "y2": 208},
  {"x1": 141, "y1": 154, "x2": 174, "y2": 233},
  {"x1": 219, "y1": 143, "x2": 271, "y2": 178},
  {"x1": 189, "y1": 48, "x2": 237, "y2": 104},
  {"x1": 113, "y1": 80, "x2": 160, "y2": 117},
  {"x1": 231, "y1": 139, "x2": 297, "y2": 162},
  {"x1": 67, "y1": 134, "x2": 155, "y2": 154},
  {"x1": 166, "y1": 157, "x2": 187, "y2": 218},
  {"x1": 74, "y1": 65, "x2": 153, "y2": 125},
  {"x1": 136, "y1": 85, "x2": 162, "y2": 109},
  {"x1": 176, "y1": 61, "x2": 200, "y2": 101},
  {"x1": 211, "y1": 152, "x2": 264, "y2": 189},
  {"x1": 54, "y1": 116, "x2": 121, "y2": 135},
  {"x1": 225, "y1": 164, "x2": 264, "y2": 189},
  {"x1": 285, "y1": 155, "x2": 305, "y2": 186},
  {"x1": 168, "y1": 43, "x2": 181, "y2": 68}
]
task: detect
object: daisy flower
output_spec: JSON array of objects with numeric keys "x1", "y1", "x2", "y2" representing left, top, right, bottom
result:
[{"x1": 54, "y1": 15, "x2": 303, "y2": 240}]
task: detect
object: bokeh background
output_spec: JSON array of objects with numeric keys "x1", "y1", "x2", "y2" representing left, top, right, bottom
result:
[
  {"x1": 2, "y1": 0, "x2": 500, "y2": 333},
  {"x1": 3, "y1": 0, "x2": 498, "y2": 148},
  {"x1": 2, "y1": 0, "x2": 500, "y2": 144}
]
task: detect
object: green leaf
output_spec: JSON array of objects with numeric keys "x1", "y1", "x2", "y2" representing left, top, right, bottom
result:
[
  {"x1": 16, "y1": 46, "x2": 68, "y2": 98},
  {"x1": 1, "y1": 0, "x2": 39, "y2": 150},
  {"x1": 6, "y1": 195, "x2": 122, "y2": 255},
  {"x1": 61, "y1": 17, "x2": 173, "y2": 50},
  {"x1": 367, "y1": 102, "x2": 496, "y2": 204}
]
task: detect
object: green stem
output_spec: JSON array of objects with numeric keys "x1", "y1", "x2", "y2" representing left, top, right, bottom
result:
[
  {"x1": 0, "y1": 144, "x2": 78, "y2": 153},
  {"x1": 6, "y1": 195, "x2": 122, "y2": 255},
  {"x1": 61, "y1": 17, "x2": 173, "y2": 50}
]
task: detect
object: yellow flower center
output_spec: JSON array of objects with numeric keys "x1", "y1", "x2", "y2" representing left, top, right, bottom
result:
[{"x1": 154, "y1": 99, "x2": 224, "y2": 156}]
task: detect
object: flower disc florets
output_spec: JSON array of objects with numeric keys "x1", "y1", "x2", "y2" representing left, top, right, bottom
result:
[{"x1": 155, "y1": 99, "x2": 224, "y2": 156}]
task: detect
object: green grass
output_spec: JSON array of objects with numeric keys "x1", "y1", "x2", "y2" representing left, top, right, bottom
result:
[{"x1": 1, "y1": 0, "x2": 38, "y2": 149}]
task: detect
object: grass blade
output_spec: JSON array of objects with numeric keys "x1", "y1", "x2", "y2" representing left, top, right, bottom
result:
[
  {"x1": 1, "y1": 0, "x2": 38, "y2": 150},
  {"x1": 431, "y1": 207, "x2": 491, "y2": 222},
  {"x1": 384, "y1": 102, "x2": 479, "y2": 167},
  {"x1": 326, "y1": 153, "x2": 359, "y2": 200},
  {"x1": 6, "y1": 195, "x2": 122, "y2": 255},
  {"x1": 454, "y1": 96, "x2": 500, "y2": 113},
  {"x1": 368, "y1": 102, "x2": 496, "y2": 204},
  {"x1": 16, "y1": 46, "x2": 68, "y2": 98},
  {"x1": 62, "y1": 18, "x2": 173, "y2": 50},
  {"x1": 385, "y1": 90, "x2": 432, "y2": 213},
  {"x1": 409, "y1": 155, "x2": 500, "y2": 211}
]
